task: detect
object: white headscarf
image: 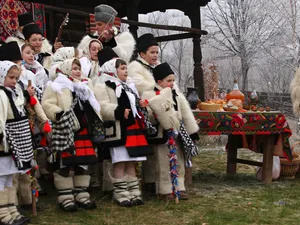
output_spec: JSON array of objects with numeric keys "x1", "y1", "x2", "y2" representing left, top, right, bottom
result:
[
  {"x1": 58, "y1": 58, "x2": 74, "y2": 77},
  {"x1": 101, "y1": 58, "x2": 118, "y2": 77},
  {"x1": 49, "y1": 58, "x2": 100, "y2": 113},
  {"x1": 77, "y1": 36, "x2": 103, "y2": 80},
  {"x1": 0, "y1": 61, "x2": 19, "y2": 152},
  {"x1": 52, "y1": 47, "x2": 76, "y2": 64},
  {"x1": 0, "y1": 61, "x2": 18, "y2": 85},
  {"x1": 100, "y1": 58, "x2": 140, "y2": 118},
  {"x1": 77, "y1": 36, "x2": 103, "y2": 59},
  {"x1": 23, "y1": 60, "x2": 48, "y2": 88}
]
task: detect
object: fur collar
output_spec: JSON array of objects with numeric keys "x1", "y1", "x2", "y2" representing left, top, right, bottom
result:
[
  {"x1": 127, "y1": 57, "x2": 156, "y2": 93},
  {"x1": 49, "y1": 73, "x2": 100, "y2": 113}
]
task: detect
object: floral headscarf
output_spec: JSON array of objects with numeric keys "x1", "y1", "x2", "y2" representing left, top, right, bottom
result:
[{"x1": 0, "y1": 61, "x2": 18, "y2": 85}]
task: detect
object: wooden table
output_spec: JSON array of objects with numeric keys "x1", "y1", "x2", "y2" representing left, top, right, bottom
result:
[{"x1": 193, "y1": 110, "x2": 293, "y2": 183}]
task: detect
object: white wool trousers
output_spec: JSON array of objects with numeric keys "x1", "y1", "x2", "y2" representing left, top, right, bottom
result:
[{"x1": 0, "y1": 175, "x2": 13, "y2": 190}]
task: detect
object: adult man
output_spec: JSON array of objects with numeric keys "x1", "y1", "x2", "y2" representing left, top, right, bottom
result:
[{"x1": 77, "y1": 4, "x2": 135, "y2": 64}]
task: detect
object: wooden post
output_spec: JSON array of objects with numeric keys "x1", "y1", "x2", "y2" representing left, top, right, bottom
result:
[
  {"x1": 227, "y1": 135, "x2": 238, "y2": 174},
  {"x1": 262, "y1": 135, "x2": 274, "y2": 184},
  {"x1": 186, "y1": 5, "x2": 205, "y2": 101},
  {"x1": 30, "y1": 166, "x2": 37, "y2": 216},
  {"x1": 185, "y1": 166, "x2": 193, "y2": 187},
  {"x1": 126, "y1": 0, "x2": 139, "y2": 39}
]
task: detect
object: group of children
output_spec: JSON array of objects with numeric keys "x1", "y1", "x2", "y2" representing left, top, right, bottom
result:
[{"x1": 0, "y1": 4, "x2": 199, "y2": 224}]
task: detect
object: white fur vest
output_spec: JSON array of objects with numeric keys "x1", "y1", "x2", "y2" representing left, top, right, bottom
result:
[
  {"x1": 142, "y1": 84, "x2": 199, "y2": 136},
  {"x1": 127, "y1": 57, "x2": 156, "y2": 96},
  {"x1": 42, "y1": 78, "x2": 100, "y2": 122}
]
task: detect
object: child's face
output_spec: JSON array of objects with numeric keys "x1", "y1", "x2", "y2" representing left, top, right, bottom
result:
[
  {"x1": 22, "y1": 46, "x2": 35, "y2": 65},
  {"x1": 157, "y1": 74, "x2": 175, "y2": 89},
  {"x1": 117, "y1": 64, "x2": 128, "y2": 82},
  {"x1": 4, "y1": 67, "x2": 20, "y2": 88},
  {"x1": 89, "y1": 41, "x2": 101, "y2": 61},
  {"x1": 27, "y1": 34, "x2": 43, "y2": 53},
  {"x1": 71, "y1": 63, "x2": 82, "y2": 80},
  {"x1": 140, "y1": 45, "x2": 159, "y2": 66}
]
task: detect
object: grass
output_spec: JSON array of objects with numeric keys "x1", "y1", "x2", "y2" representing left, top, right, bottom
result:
[{"x1": 27, "y1": 149, "x2": 300, "y2": 225}]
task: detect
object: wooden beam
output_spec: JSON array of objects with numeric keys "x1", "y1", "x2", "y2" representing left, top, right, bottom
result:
[
  {"x1": 43, "y1": 5, "x2": 206, "y2": 34},
  {"x1": 121, "y1": 19, "x2": 205, "y2": 34},
  {"x1": 44, "y1": 4, "x2": 90, "y2": 17},
  {"x1": 126, "y1": 0, "x2": 139, "y2": 39},
  {"x1": 236, "y1": 159, "x2": 263, "y2": 167},
  {"x1": 156, "y1": 32, "x2": 207, "y2": 42}
]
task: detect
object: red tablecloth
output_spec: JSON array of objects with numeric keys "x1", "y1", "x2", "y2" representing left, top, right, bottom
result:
[{"x1": 193, "y1": 110, "x2": 293, "y2": 160}]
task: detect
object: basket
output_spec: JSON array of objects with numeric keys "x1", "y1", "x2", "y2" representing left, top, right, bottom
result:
[
  {"x1": 199, "y1": 103, "x2": 223, "y2": 112},
  {"x1": 280, "y1": 152, "x2": 300, "y2": 179},
  {"x1": 290, "y1": 142, "x2": 300, "y2": 174}
]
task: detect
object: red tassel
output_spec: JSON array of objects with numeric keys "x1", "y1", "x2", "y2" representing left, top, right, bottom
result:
[
  {"x1": 169, "y1": 137, "x2": 175, "y2": 145},
  {"x1": 43, "y1": 121, "x2": 51, "y2": 133},
  {"x1": 30, "y1": 96, "x2": 37, "y2": 106},
  {"x1": 40, "y1": 135, "x2": 47, "y2": 146}
]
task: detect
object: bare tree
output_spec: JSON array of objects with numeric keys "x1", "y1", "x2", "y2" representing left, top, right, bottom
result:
[
  {"x1": 203, "y1": 0, "x2": 282, "y2": 91},
  {"x1": 258, "y1": 0, "x2": 300, "y2": 69}
]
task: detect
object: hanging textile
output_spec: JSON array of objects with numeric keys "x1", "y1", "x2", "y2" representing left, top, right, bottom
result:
[
  {"x1": 0, "y1": 0, "x2": 46, "y2": 41},
  {"x1": 86, "y1": 13, "x2": 121, "y2": 34}
]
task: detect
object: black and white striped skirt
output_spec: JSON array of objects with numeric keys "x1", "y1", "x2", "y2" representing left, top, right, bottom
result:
[{"x1": 6, "y1": 117, "x2": 35, "y2": 170}]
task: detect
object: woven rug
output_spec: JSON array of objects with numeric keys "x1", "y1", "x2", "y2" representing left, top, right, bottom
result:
[
  {"x1": 0, "y1": 0, "x2": 46, "y2": 41},
  {"x1": 86, "y1": 13, "x2": 121, "y2": 34}
]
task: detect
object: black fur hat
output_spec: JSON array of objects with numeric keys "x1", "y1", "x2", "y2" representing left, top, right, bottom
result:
[
  {"x1": 153, "y1": 62, "x2": 174, "y2": 82},
  {"x1": 0, "y1": 42, "x2": 22, "y2": 61},
  {"x1": 136, "y1": 33, "x2": 158, "y2": 53},
  {"x1": 98, "y1": 48, "x2": 119, "y2": 66},
  {"x1": 23, "y1": 24, "x2": 42, "y2": 40}
]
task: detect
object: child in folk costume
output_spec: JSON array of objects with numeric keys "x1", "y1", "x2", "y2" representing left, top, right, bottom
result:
[
  {"x1": 142, "y1": 63, "x2": 199, "y2": 200},
  {"x1": 0, "y1": 61, "x2": 36, "y2": 225},
  {"x1": 0, "y1": 42, "x2": 49, "y2": 211},
  {"x1": 128, "y1": 33, "x2": 159, "y2": 94},
  {"x1": 20, "y1": 43, "x2": 52, "y2": 198},
  {"x1": 94, "y1": 56, "x2": 153, "y2": 207},
  {"x1": 21, "y1": 44, "x2": 49, "y2": 102},
  {"x1": 42, "y1": 58, "x2": 102, "y2": 212},
  {"x1": 22, "y1": 24, "x2": 52, "y2": 71},
  {"x1": 77, "y1": 36, "x2": 103, "y2": 80},
  {"x1": 49, "y1": 46, "x2": 101, "y2": 191},
  {"x1": 127, "y1": 33, "x2": 159, "y2": 191},
  {"x1": 49, "y1": 47, "x2": 83, "y2": 81}
]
